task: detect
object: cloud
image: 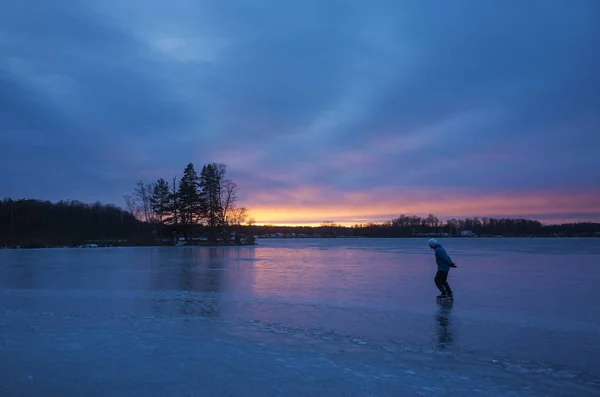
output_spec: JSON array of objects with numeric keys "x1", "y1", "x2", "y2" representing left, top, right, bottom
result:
[{"x1": 0, "y1": 0, "x2": 598, "y2": 222}]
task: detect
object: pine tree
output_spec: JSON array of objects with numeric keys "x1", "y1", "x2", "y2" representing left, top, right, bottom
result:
[
  {"x1": 199, "y1": 163, "x2": 222, "y2": 243},
  {"x1": 170, "y1": 176, "x2": 179, "y2": 226},
  {"x1": 150, "y1": 178, "x2": 171, "y2": 224},
  {"x1": 177, "y1": 163, "x2": 203, "y2": 239}
]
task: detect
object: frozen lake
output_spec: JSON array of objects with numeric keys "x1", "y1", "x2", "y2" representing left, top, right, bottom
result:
[{"x1": 1, "y1": 238, "x2": 599, "y2": 396}]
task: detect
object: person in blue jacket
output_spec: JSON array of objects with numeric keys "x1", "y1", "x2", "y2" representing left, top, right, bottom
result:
[{"x1": 428, "y1": 239, "x2": 457, "y2": 299}]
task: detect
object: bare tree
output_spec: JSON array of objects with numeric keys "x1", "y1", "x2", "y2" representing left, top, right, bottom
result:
[
  {"x1": 229, "y1": 207, "x2": 248, "y2": 226},
  {"x1": 123, "y1": 194, "x2": 140, "y2": 218},
  {"x1": 123, "y1": 194, "x2": 141, "y2": 235},
  {"x1": 211, "y1": 163, "x2": 244, "y2": 240},
  {"x1": 220, "y1": 179, "x2": 237, "y2": 226},
  {"x1": 133, "y1": 181, "x2": 155, "y2": 222}
]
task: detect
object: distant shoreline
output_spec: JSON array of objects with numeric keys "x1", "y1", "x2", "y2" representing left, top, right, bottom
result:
[
  {"x1": 3, "y1": 198, "x2": 599, "y2": 248},
  {"x1": 3, "y1": 235, "x2": 599, "y2": 250}
]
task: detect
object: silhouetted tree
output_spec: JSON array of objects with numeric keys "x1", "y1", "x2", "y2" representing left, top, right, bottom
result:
[
  {"x1": 123, "y1": 194, "x2": 141, "y2": 235},
  {"x1": 177, "y1": 163, "x2": 203, "y2": 239},
  {"x1": 133, "y1": 181, "x2": 155, "y2": 222},
  {"x1": 229, "y1": 207, "x2": 248, "y2": 226},
  {"x1": 219, "y1": 176, "x2": 237, "y2": 238},
  {"x1": 150, "y1": 178, "x2": 171, "y2": 238},
  {"x1": 199, "y1": 163, "x2": 222, "y2": 243},
  {"x1": 169, "y1": 176, "x2": 180, "y2": 225},
  {"x1": 151, "y1": 178, "x2": 171, "y2": 224}
]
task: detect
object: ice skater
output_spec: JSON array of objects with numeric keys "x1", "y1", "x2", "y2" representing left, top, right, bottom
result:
[{"x1": 428, "y1": 238, "x2": 457, "y2": 299}]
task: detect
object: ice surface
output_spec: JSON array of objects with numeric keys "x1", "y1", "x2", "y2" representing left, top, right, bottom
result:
[{"x1": 1, "y1": 238, "x2": 599, "y2": 396}]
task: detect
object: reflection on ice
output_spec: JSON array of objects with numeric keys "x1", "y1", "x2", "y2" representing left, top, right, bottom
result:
[{"x1": 435, "y1": 299, "x2": 454, "y2": 350}]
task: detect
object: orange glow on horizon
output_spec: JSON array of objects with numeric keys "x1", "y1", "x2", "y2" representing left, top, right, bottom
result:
[{"x1": 241, "y1": 189, "x2": 600, "y2": 226}]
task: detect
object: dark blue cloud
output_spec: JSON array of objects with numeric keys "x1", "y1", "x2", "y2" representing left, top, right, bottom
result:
[{"x1": 0, "y1": 0, "x2": 598, "y2": 220}]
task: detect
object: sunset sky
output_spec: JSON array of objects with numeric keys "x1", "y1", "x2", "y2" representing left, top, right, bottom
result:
[{"x1": 1, "y1": 1, "x2": 599, "y2": 225}]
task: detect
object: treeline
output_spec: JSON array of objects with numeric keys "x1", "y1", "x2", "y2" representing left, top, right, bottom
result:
[
  {"x1": 0, "y1": 198, "x2": 139, "y2": 247},
  {"x1": 2, "y1": 183, "x2": 599, "y2": 248},
  {"x1": 385, "y1": 214, "x2": 546, "y2": 237},
  {"x1": 240, "y1": 214, "x2": 600, "y2": 238},
  {"x1": 123, "y1": 162, "x2": 251, "y2": 243},
  {"x1": 383, "y1": 214, "x2": 599, "y2": 237}
]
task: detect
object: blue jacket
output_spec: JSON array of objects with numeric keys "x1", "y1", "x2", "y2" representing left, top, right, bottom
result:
[{"x1": 433, "y1": 244, "x2": 454, "y2": 271}]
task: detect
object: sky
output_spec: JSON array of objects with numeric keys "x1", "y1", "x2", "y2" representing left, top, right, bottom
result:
[{"x1": 1, "y1": 0, "x2": 599, "y2": 226}]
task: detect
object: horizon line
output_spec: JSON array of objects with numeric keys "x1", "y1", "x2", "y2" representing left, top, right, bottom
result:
[{"x1": 3, "y1": 196, "x2": 600, "y2": 227}]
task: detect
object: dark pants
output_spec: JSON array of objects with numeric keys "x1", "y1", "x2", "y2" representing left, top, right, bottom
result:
[{"x1": 434, "y1": 270, "x2": 453, "y2": 296}]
